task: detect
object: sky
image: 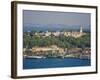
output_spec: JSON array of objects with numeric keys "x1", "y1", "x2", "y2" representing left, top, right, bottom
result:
[{"x1": 23, "y1": 10, "x2": 91, "y2": 31}]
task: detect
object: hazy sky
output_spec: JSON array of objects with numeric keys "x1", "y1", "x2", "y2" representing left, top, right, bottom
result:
[{"x1": 23, "y1": 10, "x2": 91, "y2": 26}]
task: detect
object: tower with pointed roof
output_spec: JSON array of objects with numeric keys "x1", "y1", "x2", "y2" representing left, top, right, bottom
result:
[{"x1": 80, "y1": 25, "x2": 83, "y2": 33}]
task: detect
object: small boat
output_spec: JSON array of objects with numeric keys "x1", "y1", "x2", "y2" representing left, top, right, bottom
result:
[
  {"x1": 80, "y1": 55, "x2": 90, "y2": 60},
  {"x1": 24, "y1": 55, "x2": 46, "y2": 59}
]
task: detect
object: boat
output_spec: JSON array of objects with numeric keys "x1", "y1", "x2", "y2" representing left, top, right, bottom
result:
[
  {"x1": 24, "y1": 55, "x2": 46, "y2": 59},
  {"x1": 80, "y1": 54, "x2": 90, "y2": 59}
]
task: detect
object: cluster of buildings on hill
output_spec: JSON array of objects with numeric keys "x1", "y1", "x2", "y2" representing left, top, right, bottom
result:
[
  {"x1": 23, "y1": 26, "x2": 90, "y2": 59},
  {"x1": 27, "y1": 26, "x2": 86, "y2": 38}
]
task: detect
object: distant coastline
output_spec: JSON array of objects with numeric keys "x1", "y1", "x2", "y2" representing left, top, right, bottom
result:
[{"x1": 23, "y1": 24, "x2": 90, "y2": 32}]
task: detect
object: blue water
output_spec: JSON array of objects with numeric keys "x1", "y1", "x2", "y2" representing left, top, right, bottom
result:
[{"x1": 23, "y1": 58, "x2": 90, "y2": 69}]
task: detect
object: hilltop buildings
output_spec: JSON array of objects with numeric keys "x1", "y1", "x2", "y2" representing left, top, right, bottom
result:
[
  {"x1": 23, "y1": 26, "x2": 90, "y2": 59},
  {"x1": 32, "y1": 26, "x2": 86, "y2": 38}
]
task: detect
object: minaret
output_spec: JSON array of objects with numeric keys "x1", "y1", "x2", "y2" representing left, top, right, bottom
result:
[{"x1": 80, "y1": 25, "x2": 83, "y2": 33}]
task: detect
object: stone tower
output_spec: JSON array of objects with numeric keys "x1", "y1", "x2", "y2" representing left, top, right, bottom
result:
[{"x1": 80, "y1": 26, "x2": 83, "y2": 33}]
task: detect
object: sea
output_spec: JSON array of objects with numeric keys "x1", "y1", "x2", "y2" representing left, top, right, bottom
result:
[{"x1": 23, "y1": 58, "x2": 90, "y2": 69}]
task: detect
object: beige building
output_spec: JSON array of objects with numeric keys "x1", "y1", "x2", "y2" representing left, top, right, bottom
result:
[
  {"x1": 32, "y1": 45, "x2": 65, "y2": 55},
  {"x1": 63, "y1": 26, "x2": 86, "y2": 38}
]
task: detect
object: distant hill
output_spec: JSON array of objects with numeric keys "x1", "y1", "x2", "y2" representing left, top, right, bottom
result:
[{"x1": 23, "y1": 24, "x2": 90, "y2": 32}]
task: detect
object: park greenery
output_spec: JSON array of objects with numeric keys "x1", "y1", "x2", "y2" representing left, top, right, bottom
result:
[{"x1": 23, "y1": 31, "x2": 90, "y2": 49}]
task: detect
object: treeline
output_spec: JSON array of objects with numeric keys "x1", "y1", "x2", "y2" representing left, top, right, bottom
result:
[{"x1": 23, "y1": 33, "x2": 90, "y2": 49}]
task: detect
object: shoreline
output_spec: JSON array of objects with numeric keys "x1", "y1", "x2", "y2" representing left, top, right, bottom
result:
[{"x1": 23, "y1": 55, "x2": 90, "y2": 60}]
